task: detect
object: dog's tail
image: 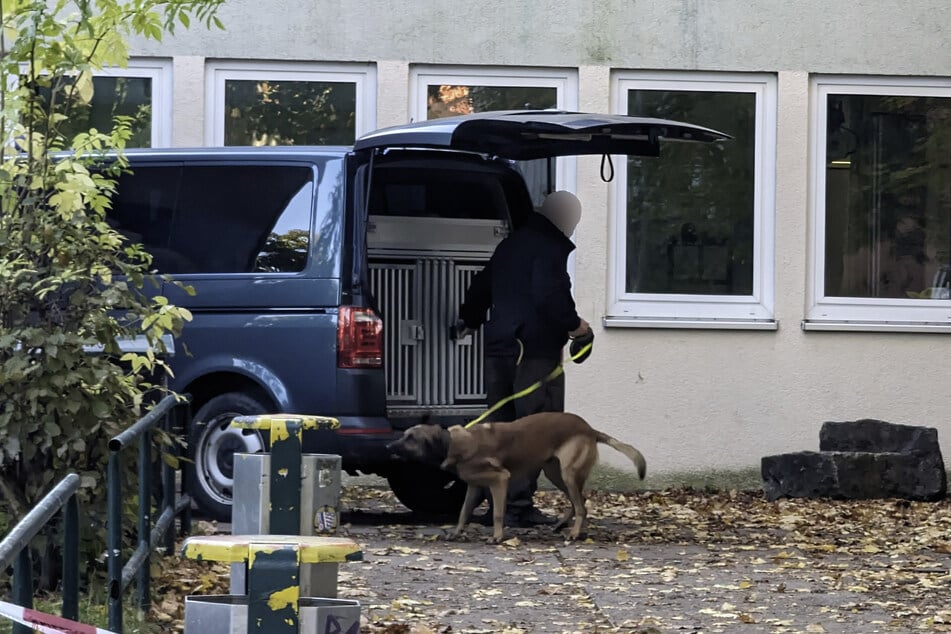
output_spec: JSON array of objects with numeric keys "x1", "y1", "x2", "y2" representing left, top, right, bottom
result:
[{"x1": 594, "y1": 431, "x2": 646, "y2": 479}]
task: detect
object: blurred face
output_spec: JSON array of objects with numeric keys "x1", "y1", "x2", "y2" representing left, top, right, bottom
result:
[{"x1": 541, "y1": 191, "x2": 582, "y2": 237}]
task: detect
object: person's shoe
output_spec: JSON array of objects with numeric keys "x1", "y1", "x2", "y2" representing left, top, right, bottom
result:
[
  {"x1": 519, "y1": 507, "x2": 557, "y2": 526},
  {"x1": 505, "y1": 507, "x2": 556, "y2": 527},
  {"x1": 472, "y1": 511, "x2": 532, "y2": 528}
]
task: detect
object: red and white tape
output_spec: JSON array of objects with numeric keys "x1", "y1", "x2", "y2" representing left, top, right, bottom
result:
[{"x1": 0, "y1": 600, "x2": 117, "y2": 634}]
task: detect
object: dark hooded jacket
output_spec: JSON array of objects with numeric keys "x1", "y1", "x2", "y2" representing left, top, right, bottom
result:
[{"x1": 460, "y1": 213, "x2": 581, "y2": 360}]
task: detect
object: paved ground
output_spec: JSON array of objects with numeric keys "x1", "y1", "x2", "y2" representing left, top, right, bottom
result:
[{"x1": 330, "y1": 486, "x2": 951, "y2": 634}]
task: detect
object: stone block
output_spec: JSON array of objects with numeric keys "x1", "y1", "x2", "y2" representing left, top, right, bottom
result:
[
  {"x1": 820, "y1": 419, "x2": 942, "y2": 456},
  {"x1": 761, "y1": 451, "x2": 836, "y2": 501},
  {"x1": 761, "y1": 449, "x2": 946, "y2": 502}
]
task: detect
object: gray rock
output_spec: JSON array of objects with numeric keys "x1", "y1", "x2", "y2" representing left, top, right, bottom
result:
[
  {"x1": 820, "y1": 418, "x2": 942, "y2": 456},
  {"x1": 763, "y1": 420, "x2": 946, "y2": 501},
  {"x1": 761, "y1": 451, "x2": 837, "y2": 501}
]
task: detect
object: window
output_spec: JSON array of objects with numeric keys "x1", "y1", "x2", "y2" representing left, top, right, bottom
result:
[
  {"x1": 410, "y1": 66, "x2": 579, "y2": 205},
  {"x1": 807, "y1": 77, "x2": 951, "y2": 330},
  {"x1": 205, "y1": 62, "x2": 376, "y2": 146},
  {"x1": 29, "y1": 60, "x2": 171, "y2": 148},
  {"x1": 110, "y1": 164, "x2": 315, "y2": 274},
  {"x1": 608, "y1": 72, "x2": 777, "y2": 328}
]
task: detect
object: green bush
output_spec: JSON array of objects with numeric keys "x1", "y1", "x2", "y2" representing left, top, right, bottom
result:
[{"x1": 0, "y1": 0, "x2": 223, "y2": 575}]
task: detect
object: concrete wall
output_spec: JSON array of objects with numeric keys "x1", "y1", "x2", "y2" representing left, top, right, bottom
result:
[{"x1": 129, "y1": 0, "x2": 951, "y2": 479}]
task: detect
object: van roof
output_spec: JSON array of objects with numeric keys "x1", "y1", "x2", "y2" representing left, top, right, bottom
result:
[{"x1": 121, "y1": 146, "x2": 351, "y2": 160}]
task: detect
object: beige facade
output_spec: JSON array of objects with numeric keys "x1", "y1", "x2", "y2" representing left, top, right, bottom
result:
[{"x1": 126, "y1": 0, "x2": 951, "y2": 478}]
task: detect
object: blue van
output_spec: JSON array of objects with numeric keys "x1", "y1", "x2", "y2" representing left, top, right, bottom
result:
[{"x1": 109, "y1": 111, "x2": 726, "y2": 519}]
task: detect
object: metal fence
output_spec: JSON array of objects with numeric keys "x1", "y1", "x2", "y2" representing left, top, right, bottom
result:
[
  {"x1": 0, "y1": 473, "x2": 81, "y2": 634},
  {"x1": 107, "y1": 392, "x2": 192, "y2": 632}
]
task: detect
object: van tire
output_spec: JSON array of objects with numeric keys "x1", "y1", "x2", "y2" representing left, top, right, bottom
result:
[
  {"x1": 187, "y1": 392, "x2": 270, "y2": 521},
  {"x1": 386, "y1": 466, "x2": 467, "y2": 516}
]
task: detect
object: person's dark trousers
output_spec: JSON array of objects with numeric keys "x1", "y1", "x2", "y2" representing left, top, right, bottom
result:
[{"x1": 484, "y1": 354, "x2": 565, "y2": 517}]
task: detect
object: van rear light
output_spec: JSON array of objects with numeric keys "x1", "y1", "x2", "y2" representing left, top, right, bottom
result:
[{"x1": 337, "y1": 306, "x2": 383, "y2": 368}]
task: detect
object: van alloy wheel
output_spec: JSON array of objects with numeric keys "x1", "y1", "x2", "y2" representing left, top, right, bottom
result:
[{"x1": 187, "y1": 392, "x2": 269, "y2": 521}]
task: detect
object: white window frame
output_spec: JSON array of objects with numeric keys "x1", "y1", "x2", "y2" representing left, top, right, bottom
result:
[
  {"x1": 607, "y1": 71, "x2": 777, "y2": 329},
  {"x1": 409, "y1": 65, "x2": 579, "y2": 196},
  {"x1": 410, "y1": 65, "x2": 580, "y2": 281},
  {"x1": 13, "y1": 59, "x2": 172, "y2": 147},
  {"x1": 98, "y1": 59, "x2": 172, "y2": 147},
  {"x1": 806, "y1": 75, "x2": 951, "y2": 332},
  {"x1": 204, "y1": 61, "x2": 377, "y2": 146}
]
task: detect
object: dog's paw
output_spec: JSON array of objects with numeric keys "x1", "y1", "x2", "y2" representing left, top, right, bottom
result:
[
  {"x1": 486, "y1": 535, "x2": 505, "y2": 545},
  {"x1": 445, "y1": 531, "x2": 462, "y2": 542}
]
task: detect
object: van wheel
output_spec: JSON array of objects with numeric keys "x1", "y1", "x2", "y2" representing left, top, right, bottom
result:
[
  {"x1": 187, "y1": 392, "x2": 270, "y2": 521},
  {"x1": 386, "y1": 466, "x2": 467, "y2": 516}
]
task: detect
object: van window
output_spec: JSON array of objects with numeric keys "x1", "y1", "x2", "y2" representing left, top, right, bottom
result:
[
  {"x1": 109, "y1": 165, "x2": 182, "y2": 271},
  {"x1": 111, "y1": 164, "x2": 314, "y2": 274},
  {"x1": 369, "y1": 166, "x2": 509, "y2": 221}
]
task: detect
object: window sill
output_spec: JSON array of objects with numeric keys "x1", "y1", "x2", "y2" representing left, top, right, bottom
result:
[
  {"x1": 801, "y1": 320, "x2": 951, "y2": 333},
  {"x1": 603, "y1": 316, "x2": 778, "y2": 331}
]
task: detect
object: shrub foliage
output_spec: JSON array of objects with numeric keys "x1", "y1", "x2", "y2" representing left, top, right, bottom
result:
[{"x1": 0, "y1": 0, "x2": 223, "y2": 565}]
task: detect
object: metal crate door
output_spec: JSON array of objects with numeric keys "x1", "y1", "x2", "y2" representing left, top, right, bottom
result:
[
  {"x1": 370, "y1": 259, "x2": 487, "y2": 408},
  {"x1": 369, "y1": 262, "x2": 418, "y2": 403},
  {"x1": 453, "y1": 263, "x2": 486, "y2": 402}
]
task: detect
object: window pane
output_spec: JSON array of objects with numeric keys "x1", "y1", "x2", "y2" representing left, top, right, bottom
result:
[
  {"x1": 253, "y1": 182, "x2": 314, "y2": 273},
  {"x1": 824, "y1": 94, "x2": 951, "y2": 300},
  {"x1": 426, "y1": 84, "x2": 556, "y2": 117},
  {"x1": 110, "y1": 166, "x2": 179, "y2": 268},
  {"x1": 625, "y1": 90, "x2": 756, "y2": 295},
  {"x1": 224, "y1": 79, "x2": 356, "y2": 146},
  {"x1": 35, "y1": 76, "x2": 153, "y2": 147},
  {"x1": 426, "y1": 84, "x2": 557, "y2": 206},
  {"x1": 111, "y1": 165, "x2": 314, "y2": 274}
]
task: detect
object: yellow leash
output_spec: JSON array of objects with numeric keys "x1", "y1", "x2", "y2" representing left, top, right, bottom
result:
[{"x1": 464, "y1": 340, "x2": 593, "y2": 429}]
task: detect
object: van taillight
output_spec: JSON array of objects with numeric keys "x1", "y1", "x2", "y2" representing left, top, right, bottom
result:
[{"x1": 337, "y1": 306, "x2": 383, "y2": 369}]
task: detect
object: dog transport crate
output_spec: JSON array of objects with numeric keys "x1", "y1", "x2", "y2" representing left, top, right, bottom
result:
[
  {"x1": 368, "y1": 215, "x2": 505, "y2": 418},
  {"x1": 366, "y1": 173, "x2": 511, "y2": 420}
]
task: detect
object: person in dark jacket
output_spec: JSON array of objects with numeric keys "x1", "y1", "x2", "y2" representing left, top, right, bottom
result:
[{"x1": 457, "y1": 190, "x2": 591, "y2": 527}]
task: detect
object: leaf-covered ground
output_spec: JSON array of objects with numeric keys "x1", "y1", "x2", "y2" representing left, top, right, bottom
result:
[{"x1": 150, "y1": 486, "x2": 951, "y2": 633}]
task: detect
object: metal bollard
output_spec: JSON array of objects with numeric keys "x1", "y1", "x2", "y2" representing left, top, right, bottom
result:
[
  {"x1": 182, "y1": 535, "x2": 362, "y2": 634},
  {"x1": 228, "y1": 415, "x2": 343, "y2": 598}
]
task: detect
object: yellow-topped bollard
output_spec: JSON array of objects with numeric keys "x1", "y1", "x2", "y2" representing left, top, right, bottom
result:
[
  {"x1": 230, "y1": 414, "x2": 340, "y2": 434},
  {"x1": 227, "y1": 413, "x2": 346, "y2": 601},
  {"x1": 182, "y1": 534, "x2": 363, "y2": 565},
  {"x1": 182, "y1": 535, "x2": 362, "y2": 634},
  {"x1": 229, "y1": 414, "x2": 339, "y2": 536}
]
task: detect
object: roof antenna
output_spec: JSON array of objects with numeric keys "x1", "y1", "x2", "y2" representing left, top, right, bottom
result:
[{"x1": 600, "y1": 153, "x2": 614, "y2": 183}]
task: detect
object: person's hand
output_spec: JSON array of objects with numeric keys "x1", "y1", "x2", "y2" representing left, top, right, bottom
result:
[
  {"x1": 569, "y1": 318, "x2": 590, "y2": 339},
  {"x1": 569, "y1": 326, "x2": 594, "y2": 364},
  {"x1": 451, "y1": 319, "x2": 474, "y2": 340}
]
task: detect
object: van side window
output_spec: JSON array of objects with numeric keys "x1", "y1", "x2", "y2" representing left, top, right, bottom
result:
[
  {"x1": 171, "y1": 164, "x2": 314, "y2": 274},
  {"x1": 111, "y1": 163, "x2": 316, "y2": 274},
  {"x1": 253, "y1": 180, "x2": 313, "y2": 272},
  {"x1": 110, "y1": 165, "x2": 183, "y2": 271}
]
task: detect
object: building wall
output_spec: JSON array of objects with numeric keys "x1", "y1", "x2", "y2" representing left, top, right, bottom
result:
[{"x1": 129, "y1": 0, "x2": 951, "y2": 477}]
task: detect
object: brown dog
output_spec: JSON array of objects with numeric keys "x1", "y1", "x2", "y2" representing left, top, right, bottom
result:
[{"x1": 385, "y1": 412, "x2": 646, "y2": 543}]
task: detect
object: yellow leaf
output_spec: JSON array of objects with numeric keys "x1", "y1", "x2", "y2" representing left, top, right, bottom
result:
[
  {"x1": 616, "y1": 549, "x2": 629, "y2": 561},
  {"x1": 74, "y1": 71, "x2": 94, "y2": 104}
]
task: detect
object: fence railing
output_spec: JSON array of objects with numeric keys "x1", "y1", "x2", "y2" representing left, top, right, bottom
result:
[
  {"x1": 0, "y1": 473, "x2": 81, "y2": 634},
  {"x1": 107, "y1": 392, "x2": 192, "y2": 633}
]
